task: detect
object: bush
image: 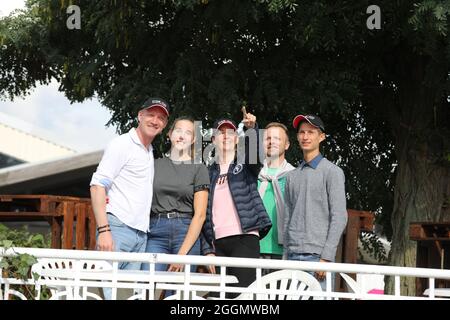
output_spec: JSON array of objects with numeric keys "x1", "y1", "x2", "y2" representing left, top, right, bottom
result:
[{"x1": 0, "y1": 223, "x2": 51, "y2": 299}]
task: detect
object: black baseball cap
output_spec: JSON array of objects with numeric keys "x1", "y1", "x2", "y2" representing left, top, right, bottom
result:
[
  {"x1": 213, "y1": 118, "x2": 237, "y2": 131},
  {"x1": 140, "y1": 97, "x2": 170, "y2": 117},
  {"x1": 292, "y1": 114, "x2": 325, "y2": 132}
]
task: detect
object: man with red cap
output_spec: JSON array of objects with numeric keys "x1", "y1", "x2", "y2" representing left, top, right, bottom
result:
[
  {"x1": 283, "y1": 114, "x2": 347, "y2": 290},
  {"x1": 90, "y1": 97, "x2": 169, "y2": 269}
]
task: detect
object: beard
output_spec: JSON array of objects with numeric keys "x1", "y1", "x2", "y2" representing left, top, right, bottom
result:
[{"x1": 266, "y1": 152, "x2": 284, "y2": 162}]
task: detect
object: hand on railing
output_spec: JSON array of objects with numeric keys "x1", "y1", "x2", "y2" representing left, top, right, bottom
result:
[
  {"x1": 206, "y1": 253, "x2": 216, "y2": 274},
  {"x1": 315, "y1": 258, "x2": 329, "y2": 281},
  {"x1": 168, "y1": 263, "x2": 184, "y2": 272}
]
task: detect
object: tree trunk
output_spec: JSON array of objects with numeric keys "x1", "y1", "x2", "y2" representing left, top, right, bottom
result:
[
  {"x1": 386, "y1": 138, "x2": 448, "y2": 295},
  {"x1": 385, "y1": 56, "x2": 450, "y2": 295}
]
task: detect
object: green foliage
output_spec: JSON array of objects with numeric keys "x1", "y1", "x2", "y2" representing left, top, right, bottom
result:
[
  {"x1": 0, "y1": 224, "x2": 49, "y2": 248},
  {"x1": 409, "y1": 0, "x2": 450, "y2": 35},
  {"x1": 359, "y1": 232, "x2": 388, "y2": 264},
  {"x1": 0, "y1": 223, "x2": 51, "y2": 299}
]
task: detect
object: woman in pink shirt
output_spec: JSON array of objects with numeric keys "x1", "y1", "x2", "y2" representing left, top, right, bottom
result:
[{"x1": 201, "y1": 113, "x2": 272, "y2": 298}]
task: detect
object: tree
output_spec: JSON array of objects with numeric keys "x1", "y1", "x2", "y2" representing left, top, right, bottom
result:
[{"x1": 0, "y1": 0, "x2": 448, "y2": 295}]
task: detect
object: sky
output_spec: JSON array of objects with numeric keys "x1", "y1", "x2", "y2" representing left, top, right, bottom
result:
[{"x1": 0, "y1": 1, "x2": 118, "y2": 152}]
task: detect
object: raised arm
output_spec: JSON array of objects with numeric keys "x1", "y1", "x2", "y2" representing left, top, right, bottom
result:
[{"x1": 242, "y1": 112, "x2": 263, "y2": 176}]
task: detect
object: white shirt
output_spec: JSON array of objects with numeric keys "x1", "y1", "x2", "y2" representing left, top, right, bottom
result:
[{"x1": 90, "y1": 128, "x2": 154, "y2": 232}]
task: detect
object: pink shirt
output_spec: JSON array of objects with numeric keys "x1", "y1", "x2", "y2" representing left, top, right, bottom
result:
[{"x1": 212, "y1": 164, "x2": 259, "y2": 240}]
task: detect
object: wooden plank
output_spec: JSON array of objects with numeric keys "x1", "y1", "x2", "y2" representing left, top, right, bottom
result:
[
  {"x1": 62, "y1": 202, "x2": 75, "y2": 249},
  {"x1": 359, "y1": 212, "x2": 375, "y2": 231},
  {"x1": 88, "y1": 204, "x2": 97, "y2": 250},
  {"x1": 410, "y1": 222, "x2": 450, "y2": 226},
  {"x1": 410, "y1": 238, "x2": 450, "y2": 241},
  {"x1": 75, "y1": 203, "x2": 87, "y2": 250},
  {"x1": 411, "y1": 222, "x2": 450, "y2": 295},
  {"x1": 347, "y1": 209, "x2": 374, "y2": 232},
  {"x1": 39, "y1": 197, "x2": 50, "y2": 212},
  {"x1": 0, "y1": 194, "x2": 92, "y2": 201},
  {"x1": 0, "y1": 198, "x2": 41, "y2": 212},
  {"x1": 54, "y1": 200, "x2": 65, "y2": 215},
  {"x1": 0, "y1": 195, "x2": 45, "y2": 200},
  {"x1": 335, "y1": 238, "x2": 344, "y2": 291},
  {"x1": 51, "y1": 216, "x2": 62, "y2": 249},
  {"x1": 415, "y1": 242, "x2": 428, "y2": 296},
  {"x1": 0, "y1": 211, "x2": 55, "y2": 217},
  {"x1": 47, "y1": 200, "x2": 58, "y2": 216},
  {"x1": 410, "y1": 222, "x2": 450, "y2": 240},
  {"x1": 0, "y1": 195, "x2": 13, "y2": 201},
  {"x1": 0, "y1": 194, "x2": 93, "y2": 250},
  {"x1": 344, "y1": 213, "x2": 360, "y2": 264}
]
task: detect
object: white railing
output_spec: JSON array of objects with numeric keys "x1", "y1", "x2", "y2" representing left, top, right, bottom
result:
[{"x1": 1, "y1": 247, "x2": 449, "y2": 300}]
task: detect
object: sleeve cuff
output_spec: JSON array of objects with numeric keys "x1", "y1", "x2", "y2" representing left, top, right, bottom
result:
[{"x1": 194, "y1": 184, "x2": 210, "y2": 192}]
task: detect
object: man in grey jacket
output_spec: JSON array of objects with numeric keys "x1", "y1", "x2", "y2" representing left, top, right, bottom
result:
[{"x1": 283, "y1": 114, "x2": 347, "y2": 290}]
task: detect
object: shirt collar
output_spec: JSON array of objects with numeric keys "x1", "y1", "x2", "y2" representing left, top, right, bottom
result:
[
  {"x1": 299, "y1": 153, "x2": 323, "y2": 169},
  {"x1": 130, "y1": 128, "x2": 153, "y2": 152}
]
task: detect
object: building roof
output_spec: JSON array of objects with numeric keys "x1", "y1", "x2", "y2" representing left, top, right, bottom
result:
[
  {"x1": 0, "y1": 112, "x2": 76, "y2": 162},
  {"x1": 0, "y1": 150, "x2": 103, "y2": 196}
]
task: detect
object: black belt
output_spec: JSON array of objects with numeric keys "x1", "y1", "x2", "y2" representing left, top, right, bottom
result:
[{"x1": 150, "y1": 212, "x2": 192, "y2": 219}]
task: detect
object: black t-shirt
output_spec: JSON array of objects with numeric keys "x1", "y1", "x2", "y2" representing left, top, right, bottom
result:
[{"x1": 151, "y1": 157, "x2": 210, "y2": 215}]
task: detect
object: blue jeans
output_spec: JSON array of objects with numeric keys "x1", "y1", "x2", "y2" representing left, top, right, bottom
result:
[
  {"x1": 106, "y1": 213, "x2": 147, "y2": 270},
  {"x1": 142, "y1": 216, "x2": 200, "y2": 272},
  {"x1": 287, "y1": 252, "x2": 333, "y2": 291},
  {"x1": 102, "y1": 213, "x2": 147, "y2": 299}
]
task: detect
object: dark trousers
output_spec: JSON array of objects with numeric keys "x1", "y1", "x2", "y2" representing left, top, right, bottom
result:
[{"x1": 214, "y1": 234, "x2": 260, "y2": 298}]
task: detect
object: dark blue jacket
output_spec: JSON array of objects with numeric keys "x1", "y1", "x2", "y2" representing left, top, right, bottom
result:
[{"x1": 201, "y1": 125, "x2": 272, "y2": 255}]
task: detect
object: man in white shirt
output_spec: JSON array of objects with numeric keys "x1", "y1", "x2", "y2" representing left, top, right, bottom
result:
[{"x1": 90, "y1": 98, "x2": 169, "y2": 271}]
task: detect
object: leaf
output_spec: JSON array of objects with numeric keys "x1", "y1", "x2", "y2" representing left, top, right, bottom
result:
[
  {"x1": 0, "y1": 240, "x2": 13, "y2": 249},
  {"x1": 434, "y1": 5, "x2": 445, "y2": 20},
  {"x1": 0, "y1": 259, "x2": 9, "y2": 269},
  {"x1": 32, "y1": 271, "x2": 40, "y2": 281},
  {"x1": 23, "y1": 254, "x2": 38, "y2": 266},
  {"x1": 31, "y1": 234, "x2": 44, "y2": 245}
]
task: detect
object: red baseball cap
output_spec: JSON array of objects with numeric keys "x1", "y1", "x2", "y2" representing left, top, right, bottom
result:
[
  {"x1": 292, "y1": 114, "x2": 325, "y2": 132},
  {"x1": 213, "y1": 118, "x2": 237, "y2": 131}
]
